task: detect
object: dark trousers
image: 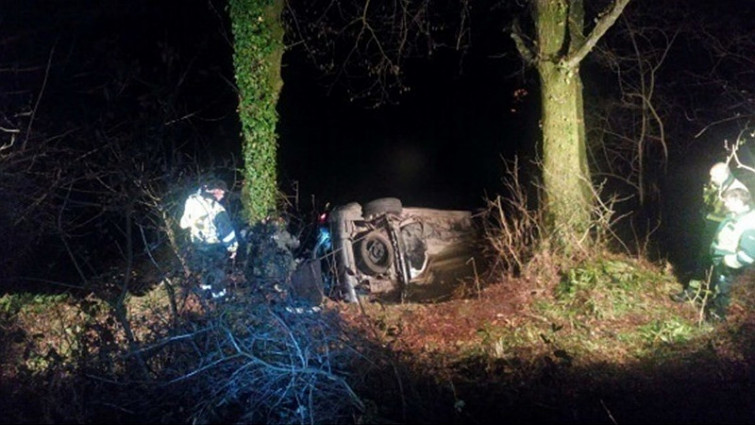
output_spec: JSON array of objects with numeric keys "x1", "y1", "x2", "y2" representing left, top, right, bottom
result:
[
  {"x1": 187, "y1": 244, "x2": 228, "y2": 295},
  {"x1": 693, "y1": 218, "x2": 721, "y2": 279},
  {"x1": 710, "y1": 264, "x2": 740, "y2": 317}
]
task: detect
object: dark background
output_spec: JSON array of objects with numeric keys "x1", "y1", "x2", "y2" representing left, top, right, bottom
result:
[
  {"x1": 3, "y1": 0, "x2": 754, "y2": 277},
  {"x1": 4, "y1": 0, "x2": 529, "y2": 210}
]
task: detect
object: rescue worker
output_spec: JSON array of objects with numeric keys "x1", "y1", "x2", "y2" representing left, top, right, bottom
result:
[
  {"x1": 704, "y1": 162, "x2": 749, "y2": 223},
  {"x1": 706, "y1": 187, "x2": 755, "y2": 320},
  {"x1": 673, "y1": 162, "x2": 750, "y2": 303},
  {"x1": 180, "y1": 178, "x2": 238, "y2": 299}
]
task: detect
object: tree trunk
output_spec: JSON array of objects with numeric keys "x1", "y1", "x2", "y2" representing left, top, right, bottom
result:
[
  {"x1": 533, "y1": 0, "x2": 597, "y2": 250},
  {"x1": 229, "y1": 0, "x2": 285, "y2": 223},
  {"x1": 537, "y1": 61, "x2": 593, "y2": 246}
]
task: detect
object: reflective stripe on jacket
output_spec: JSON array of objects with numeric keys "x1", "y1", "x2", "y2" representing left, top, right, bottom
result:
[{"x1": 711, "y1": 208, "x2": 755, "y2": 269}]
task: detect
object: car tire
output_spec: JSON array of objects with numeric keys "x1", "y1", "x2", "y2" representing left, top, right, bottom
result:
[
  {"x1": 363, "y1": 197, "x2": 402, "y2": 218},
  {"x1": 355, "y1": 231, "x2": 394, "y2": 275}
]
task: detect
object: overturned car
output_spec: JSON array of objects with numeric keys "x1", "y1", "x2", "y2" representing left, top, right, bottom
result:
[{"x1": 308, "y1": 197, "x2": 483, "y2": 303}]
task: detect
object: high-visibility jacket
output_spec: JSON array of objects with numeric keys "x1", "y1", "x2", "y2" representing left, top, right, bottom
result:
[
  {"x1": 180, "y1": 190, "x2": 238, "y2": 255},
  {"x1": 711, "y1": 208, "x2": 755, "y2": 269}
]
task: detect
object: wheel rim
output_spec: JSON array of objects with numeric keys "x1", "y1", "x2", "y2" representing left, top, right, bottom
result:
[
  {"x1": 356, "y1": 231, "x2": 394, "y2": 274},
  {"x1": 366, "y1": 239, "x2": 388, "y2": 265}
]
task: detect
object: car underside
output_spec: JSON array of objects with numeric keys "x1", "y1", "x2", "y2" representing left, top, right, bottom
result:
[{"x1": 321, "y1": 197, "x2": 483, "y2": 303}]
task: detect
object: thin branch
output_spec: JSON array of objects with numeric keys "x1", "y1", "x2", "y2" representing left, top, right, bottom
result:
[
  {"x1": 58, "y1": 183, "x2": 89, "y2": 286},
  {"x1": 23, "y1": 43, "x2": 55, "y2": 150},
  {"x1": 510, "y1": 18, "x2": 536, "y2": 65},
  {"x1": 693, "y1": 114, "x2": 752, "y2": 138}
]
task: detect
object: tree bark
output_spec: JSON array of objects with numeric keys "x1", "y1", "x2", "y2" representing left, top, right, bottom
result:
[
  {"x1": 534, "y1": 0, "x2": 592, "y2": 248},
  {"x1": 529, "y1": 0, "x2": 630, "y2": 250}
]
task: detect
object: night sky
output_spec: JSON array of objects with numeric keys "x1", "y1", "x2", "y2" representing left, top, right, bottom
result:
[{"x1": 278, "y1": 53, "x2": 530, "y2": 211}]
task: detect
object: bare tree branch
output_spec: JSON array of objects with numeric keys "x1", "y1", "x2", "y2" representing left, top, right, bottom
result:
[
  {"x1": 561, "y1": 0, "x2": 632, "y2": 69},
  {"x1": 510, "y1": 18, "x2": 536, "y2": 65},
  {"x1": 22, "y1": 44, "x2": 55, "y2": 150}
]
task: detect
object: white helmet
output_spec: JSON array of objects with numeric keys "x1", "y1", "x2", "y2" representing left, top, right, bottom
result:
[{"x1": 710, "y1": 162, "x2": 732, "y2": 187}]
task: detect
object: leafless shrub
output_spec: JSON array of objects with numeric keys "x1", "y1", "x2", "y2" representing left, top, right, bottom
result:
[
  {"x1": 3, "y1": 218, "x2": 370, "y2": 424},
  {"x1": 481, "y1": 157, "x2": 542, "y2": 278},
  {"x1": 587, "y1": 14, "x2": 676, "y2": 205},
  {"x1": 156, "y1": 299, "x2": 364, "y2": 424},
  {"x1": 483, "y1": 157, "x2": 646, "y2": 284},
  {"x1": 65, "y1": 284, "x2": 368, "y2": 424},
  {"x1": 64, "y1": 218, "x2": 364, "y2": 424}
]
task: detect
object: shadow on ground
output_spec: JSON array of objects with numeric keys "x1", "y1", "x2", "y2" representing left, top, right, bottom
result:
[{"x1": 351, "y1": 327, "x2": 755, "y2": 424}]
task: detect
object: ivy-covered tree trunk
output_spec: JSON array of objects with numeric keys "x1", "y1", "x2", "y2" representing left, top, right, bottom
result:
[
  {"x1": 513, "y1": 0, "x2": 630, "y2": 251},
  {"x1": 229, "y1": 0, "x2": 285, "y2": 223}
]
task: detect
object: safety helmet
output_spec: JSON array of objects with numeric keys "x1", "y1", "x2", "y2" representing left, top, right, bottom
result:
[
  {"x1": 709, "y1": 162, "x2": 732, "y2": 187},
  {"x1": 203, "y1": 178, "x2": 228, "y2": 192}
]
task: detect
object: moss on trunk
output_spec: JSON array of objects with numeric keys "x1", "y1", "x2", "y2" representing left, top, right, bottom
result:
[{"x1": 534, "y1": 0, "x2": 593, "y2": 249}]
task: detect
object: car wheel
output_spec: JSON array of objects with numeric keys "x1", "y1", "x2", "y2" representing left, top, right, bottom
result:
[
  {"x1": 355, "y1": 231, "x2": 394, "y2": 275},
  {"x1": 363, "y1": 197, "x2": 402, "y2": 218}
]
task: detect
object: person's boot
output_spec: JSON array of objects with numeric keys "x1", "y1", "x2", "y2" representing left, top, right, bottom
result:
[
  {"x1": 706, "y1": 303, "x2": 727, "y2": 323},
  {"x1": 707, "y1": 293, "x2": 730, "y2": 323},
  {"x1": 706, "y1": 274, "x2": 733, "y2": 322},
  {"x1": 671, "y1": 287, "x2": 696, "y2": 303}
]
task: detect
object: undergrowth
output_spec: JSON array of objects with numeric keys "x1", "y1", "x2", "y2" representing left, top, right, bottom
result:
[
  {"x1": 472, "y1": 255, "x2": 705, "y2": 365},
  {"x1": 0, "y1": 222, "x2": 367, "y2": 424},
  {"x1": 472, "y1": 159, "x2": 710, "y2": 365},
  {"x1": 4, "y1": 163, "x2": 755, "y2": 424}
]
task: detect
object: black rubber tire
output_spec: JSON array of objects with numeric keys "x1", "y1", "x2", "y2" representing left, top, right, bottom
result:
[
  {"x1": 355, "y1": 231, "x2": 394, "y2": 275},
  {"x1": 363, "y1": 197, "x2": 402, "y2": 218}
]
